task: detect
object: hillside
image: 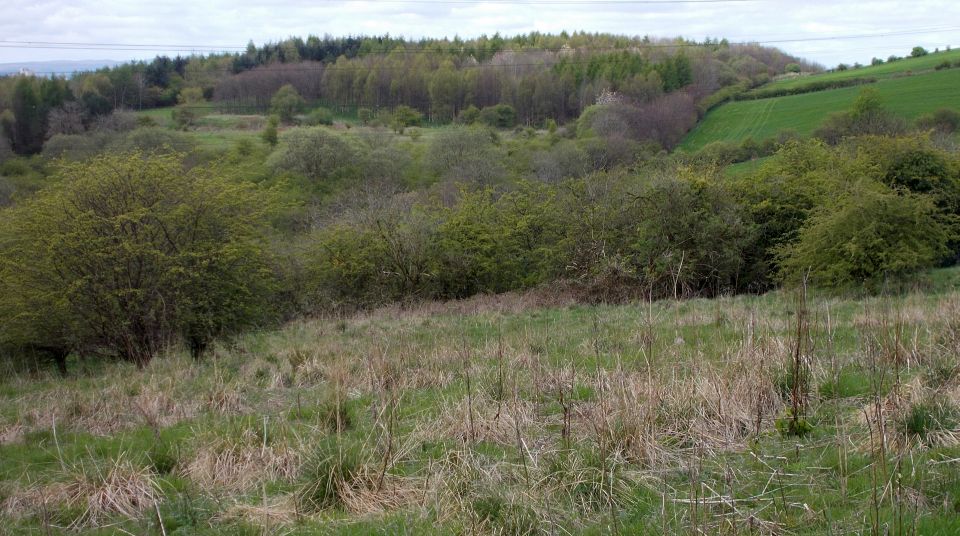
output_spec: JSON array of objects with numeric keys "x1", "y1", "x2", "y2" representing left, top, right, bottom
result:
[
  {"x1": 681, "y1": 50, "x2": 960, "y2": 152},
  {"x1": 2, "y1": 268, "x2": 960, "y2": 534},
  {"x1": 763, "y1": 48, "x2": 960, "y2": 91}
]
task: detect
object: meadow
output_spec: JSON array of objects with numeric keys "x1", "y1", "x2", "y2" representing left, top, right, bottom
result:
[
  {"x1": 2, "y1": 267, "x2": 960, "y2": 534},
  {"x1": 763, "y1": 48, "x2": 960, "y2": 91},
  {"x1": 681, "y1": 67, "x2": 960, "y2": 151}
]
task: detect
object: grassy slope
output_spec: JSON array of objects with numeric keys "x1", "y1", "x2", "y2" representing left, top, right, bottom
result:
[
  {"x1": 2, "y1": 268, "x2": 960, "y2": 534},
  {"x1": 681, "y1": 67, "x2": 960, "y2": 151},
  {"x1": 766, "y1": 48, "x2": 960, "y2": 90}
]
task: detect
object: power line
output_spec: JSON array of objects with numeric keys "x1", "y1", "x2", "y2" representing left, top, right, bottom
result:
[
  {"x1": 0, "y1": 40, "x2": 247, "y2": 51},
  {"x1": 322, "y1": 0, "x2": 760, "y2": 3},
  {"x1": 2, "y1": 25, "x2": 957, "y2": 55},
  {"x1": 5, "y1": 27, "x2": 957, "y2": 76}
]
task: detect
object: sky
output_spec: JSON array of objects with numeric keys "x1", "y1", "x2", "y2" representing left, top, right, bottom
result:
[{"x1": 0, "y1": 0, "x2": 958, "y2": 68}]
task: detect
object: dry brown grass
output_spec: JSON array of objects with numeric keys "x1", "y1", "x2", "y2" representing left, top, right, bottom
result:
[
  {"x1": 0, "y1": 422, "x2": 24, "y2": 445},
  {"x1": 429, "y1": 391, "x2": 545, "y2": 447},
  {"x1": 338, "y1": 470, "x2": 424, "y2": 515},
  {"x1": 3, "y1": 456, "x2": 160, "y2": 528},
  {"x1": 215, "y1": 494, "x2": 299, "y2": 528},
  {"x1": 7, "y1": 379, "x2": 198, "y2": 441},
  {"x1": 181, "y1": 428, "x2": 302, "y2": 493}
]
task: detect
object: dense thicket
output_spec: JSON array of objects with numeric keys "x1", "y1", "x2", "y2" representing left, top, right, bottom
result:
[{"x1": 296, "y1": 133, "x2": 960, "y2": 308}]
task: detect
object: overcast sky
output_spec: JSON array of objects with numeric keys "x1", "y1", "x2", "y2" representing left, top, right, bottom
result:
[{"x1": 1, "y1": 0, "x2": 958, "y2": 68}]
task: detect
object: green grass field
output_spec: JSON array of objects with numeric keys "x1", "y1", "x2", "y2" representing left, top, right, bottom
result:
[
  {"x1": 681, "y1": 67, "x2": 960, "y2": 151},
  {"x1": 2, "y1": 267, "x2": 960, "y2": 534},
  {"x1": 766, "y1": 48, "x2": 960, "y2": 91}
]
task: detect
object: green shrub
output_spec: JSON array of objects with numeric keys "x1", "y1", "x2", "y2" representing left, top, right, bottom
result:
[
  {"x1": 777, "y1": 183, "x2": 950, "y2": 288},
  {"x1": 813, "y1": 88, "x2": 907, "y2": 144},
  {"x1": 43, "y1": 133, "x2": 110, "y2": 161},
  {"x1": 425, "y1": 126, "x2": 505, "y2": 183},
  {"x1": 916, "y1": 108, "x2": 960, "y2": 134},
  {"x1": 478, "y1": 104, "x2": 518, "y2": 128},
  {"x1": 262, "y1": 114, "x2": 279, "y2": 146},
  {"x1": 391, "y1": 105, "x2": 423, "y2": 133},
  {"x1": 266, "y1": 127, "x2": 362, "y2": 183},
  {"x1": 105, "y1": 127, "x2": 191, "y2": 154},
  {"x1": 270, "y1": 84, "x2": 305, "y2": 123},
  {"x1": 171, "y1": 105, "x2": 197, "y2": 130},
  {"x1": 738, "y1": 77, "x2": 875, "y2": 101},
  {"x1": 456, "y1": 104, "x2": 481, "y2": 125},
  {"x1": 0, "y1": 152, "x2": 277, "y2": 365},
  {"x1": 302, "y1": 107, "x2": 334, "y2": 126}
]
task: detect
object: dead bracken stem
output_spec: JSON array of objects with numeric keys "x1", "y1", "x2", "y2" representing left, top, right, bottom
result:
[
  {"x1": 462, "y1": 335, "x2": 475, "y2": 444},
  {"x1": 790, "y1": 273, "x2": 810, "y2": 434}
]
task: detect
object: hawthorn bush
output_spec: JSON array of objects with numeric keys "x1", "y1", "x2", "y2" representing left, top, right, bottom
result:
[{"x1": 0, "y1": 152, "x2": 277, "y2": 367}]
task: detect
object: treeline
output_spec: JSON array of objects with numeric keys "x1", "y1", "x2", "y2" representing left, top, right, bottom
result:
[
  {"x1": 0, "y1": 32, "x2": 811, "y2": 155},
  {"x1": 736, "y1": 76, "x2": 877, "y2": 100},
  {"x1": 211, "y1": 37, "x2": 804, "y2": 126}
]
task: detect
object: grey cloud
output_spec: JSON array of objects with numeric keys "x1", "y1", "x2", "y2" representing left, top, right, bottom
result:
[{"x1": 0, "y1": 0, "x2": 957, "y2": 66}]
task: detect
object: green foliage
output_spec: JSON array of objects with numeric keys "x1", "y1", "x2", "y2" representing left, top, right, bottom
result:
[
  {"x1": 270, "y1": 84, "x2": 305, "y2": 123},
  {"x1": 43, "y1": 132, "x2": 111, "y2": 161},
  {"x1": 425, "y1": 126, "x2": 505, "y2": 183},
  {"x1": 775, "y1": 409, "x2": 813, "y2": 437},
  {"x1": 0, "y1": 152, "x2": 277, "y2": 364},
  {"x1": 916, "y1": 108, "x2": 960, "y2": 134},
  {"x1": 818, "y1": 368, "x2": 873, "y2": 399},
  {"x1": 390, "y1": 105, "x2": 423, "y2": 133},
  {"x1": 684, "y1": 65, "x2": 960, "y2": 151},
  {"x1": 8, "y1": 78, "x2": 45, "y2": 154},
  {"x1": 776, "y1": 182, "x2": 950, "y2": 288},
  {"x1": 262, "y1": 114, "x2": 279, "y2": 146},
  {"x1": 303, "y1": 199, "x2": 435, "y2": 306},
  {"x1": 357, "y1": 107, "x2": 373, "y2": 125},
  {"x1": 785, "y1": 63, "x2": 801, "y2": 73},
  {"x1": 171, "y1": 106, "x2": 197, "y2": 130},
  {"x1": 302, "y1": 107, "x2": 334, "y2": 126},
  {"x1": 267, "y1": 127, "x2": 362, "y2": 184},
  {"x1": 911, "y1": 46, "x2": 929, "y2": 58},
  {"x1": 738, "y1": 77, "x2": 876, "y2": 101},
  {"x1": 432, "y1": 184, "x2": 566, "y2": 297},
  {"x1": 900, "y1": 399, "x2": 959, "y2": 440},
  {"x1": 105, "y1": 127, "x2": 192, "y2": 155},
  {"x1": 296, "y1": 436, "x2": 367, "y2": 511},
  {"x1": 478, "y1": 104, "x2": 517, "y2": 128},
  {"x1": 608, "y1": 172, "x2": 753, "y2": 298},
  {"x1": 456, "y1": 104, "x2": 480, "y2": 125},
  {"x1": 814, "y1": 88, "x2": 908, "y2": 144}
]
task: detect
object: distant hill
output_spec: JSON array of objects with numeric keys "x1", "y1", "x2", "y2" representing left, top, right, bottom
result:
[{"x1": 0, "y1": 59, "x2": 121, "y2": 76}]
